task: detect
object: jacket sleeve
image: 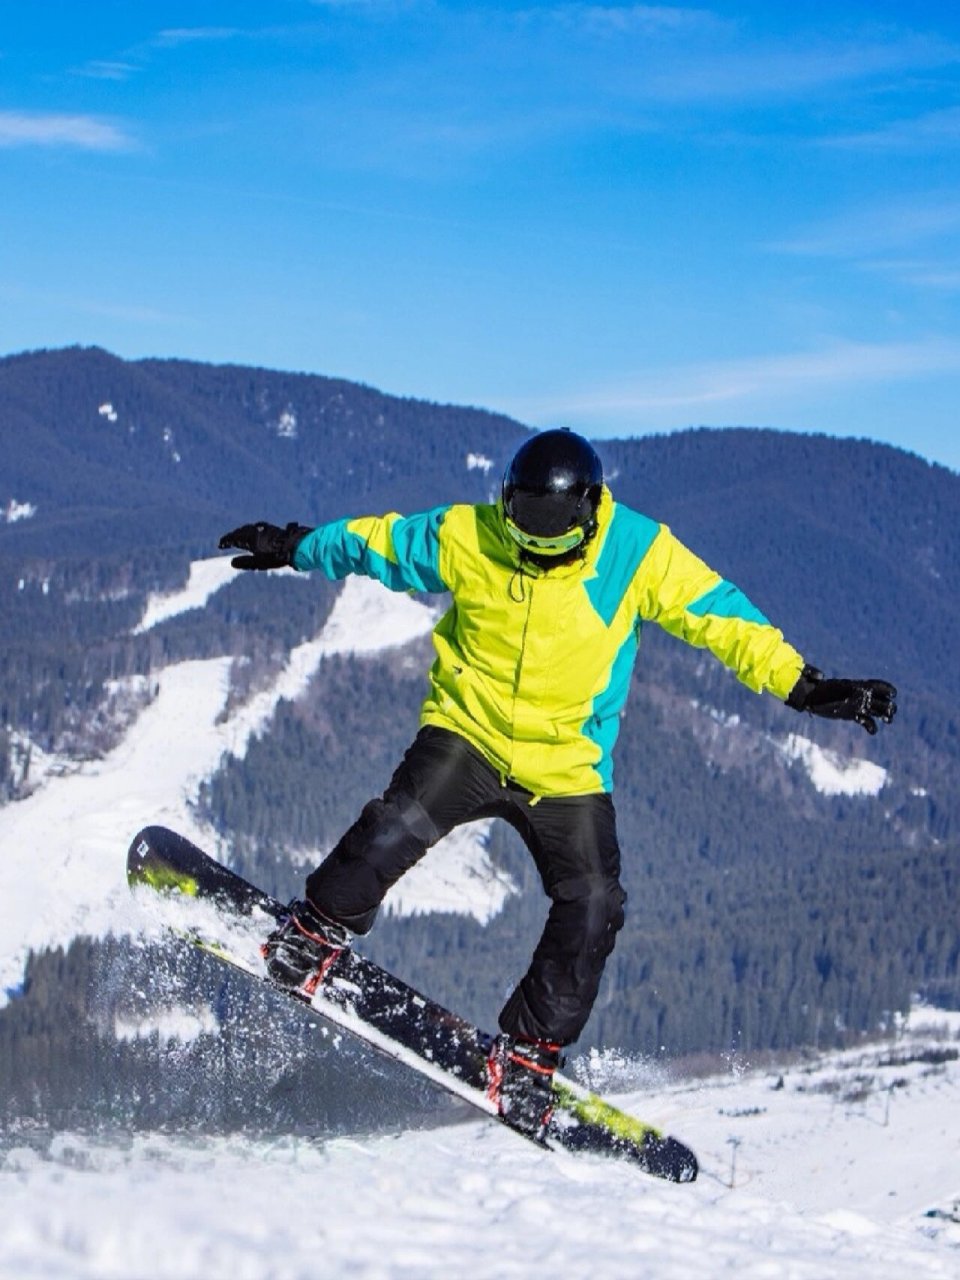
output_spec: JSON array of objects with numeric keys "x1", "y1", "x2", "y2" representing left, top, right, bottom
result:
[
  {"x1": 291, "y1": 505, "x2": 451, "y2": 594},
  {"x1": 636, "y1": 524, "x2": 804, "y2": 699}
]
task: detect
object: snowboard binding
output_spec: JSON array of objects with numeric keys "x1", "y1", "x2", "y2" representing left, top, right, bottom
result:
[
  {"x1": 486, "y1": 1033, "x2": 563, "y2": 1142},
  {"x1": 261, "y1": 898, "x2": 351, "y2": 996}
]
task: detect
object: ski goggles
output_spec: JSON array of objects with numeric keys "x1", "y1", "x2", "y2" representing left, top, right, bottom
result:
[{"x1": 504, "y1": 515, "x2": 586, "y2": 557}]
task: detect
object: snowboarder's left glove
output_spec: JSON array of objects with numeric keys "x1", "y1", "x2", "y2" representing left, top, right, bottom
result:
[
  {"x1": 786, "y1": 665, "x2": 897, "y2": 735},
  {"x1": 218, "y1": 521, "x2": 312, "y2": 571}
]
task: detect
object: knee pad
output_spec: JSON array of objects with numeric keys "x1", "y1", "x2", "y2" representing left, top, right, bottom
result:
[
  {"x1": 349, "y1": 793, "x2": 440, "y2": 882},
  {"x1": 550, "y1": 872, "x2": 626, "y2": 935},
  {"x1": 305, "y1": 793, "x2": 441, "y2": 933},
  {"x1": 536, "y1": 874, "x2": 626, "y2": 984}
]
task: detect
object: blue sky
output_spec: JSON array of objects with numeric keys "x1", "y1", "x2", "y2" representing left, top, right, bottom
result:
[{"x1": 3, "y1": 2, "x2": 960, "y2": 471}]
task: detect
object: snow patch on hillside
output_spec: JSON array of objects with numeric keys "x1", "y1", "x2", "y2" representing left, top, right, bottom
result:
[
  {"x1": 780, "y1": 733, "x2": 888, "y2": 797},
  {"x1": 384, "y1": 820, "x2": 515, "y2": 923},
  {"x1": 3, "y1": 730, "x2": 79, "y2": 795},
  {"x1": 690, "y1": 700, "x2": 891, "y2": 799},
  {"x1": 276, "y1": 408, "x2": 297, "y2": 438},
  {"x1": 5, "y1": 677, "x2": 155, "y2": 800},
  {"x1": 0, "y1": 655, "x2": 233, "y2": 1002},
  {"x1": 3, "y1": 497, "x2": 36, "y2": 523},
  {"x1": 134, "y1": 557, "x2": 244, "y2": 633},
  {"x1": 288, "y1": 818, "x2": 515, "y2": 924}
]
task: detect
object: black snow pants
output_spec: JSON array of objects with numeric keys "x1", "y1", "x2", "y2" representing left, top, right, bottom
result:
[{"x1": 305, "y1": 725, "x2": 627, "y2": 1046}]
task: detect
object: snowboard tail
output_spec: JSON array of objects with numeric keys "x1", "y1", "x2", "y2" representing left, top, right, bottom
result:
[{"x1": 127, "y1": 824, "x2": 697, "y2": 1183}]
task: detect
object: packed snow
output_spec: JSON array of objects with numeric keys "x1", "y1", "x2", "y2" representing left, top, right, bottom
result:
[
  {"x1": 134, "y1": 556, "x2": 247, "y2": 633},
  {"x1": 779, "y1": 733, "x2": 888, "y2": 797},
  {"x1": 287, "y1": 817, "x2": 516, "y2": 923},
  {"x1": 161, "y1": 426, "x2": 181, "y2": 464},
  {"x1": 2, "y1": 498, "x2": 36, "y2": 523},
  {"x1": 1, "y1": 565, "x2": 957, "y2": 1278},
  {"x1": 276, "y1": 408, "x2": 297, "y2": 438},
  {"x1": 3, "y1": 729, "x2": 78, "y2": 795},
  {"x1": 0, "y1": 571, "x2": 511, "y2": 1003},
  {"x1": 381, "y1": 820, "x2": 515, "y2": 922},
  {"x1": 1, "y1": 1012, "x2": 957, "y2": 1278},
  {"x1": 696, "y1": 701, "x2": 890, "y2": 798}
]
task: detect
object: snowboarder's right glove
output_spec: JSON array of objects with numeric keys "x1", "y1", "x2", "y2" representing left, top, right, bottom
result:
[
  {"x1": 218, "y1": 521, "x2": 312, "y2": 571},
  {"x1": 261, "y1": 898, "x2": 350, "y2": 993},
  {"x1": 786, "y1": 665, "x2": 897, "y2": 735}
]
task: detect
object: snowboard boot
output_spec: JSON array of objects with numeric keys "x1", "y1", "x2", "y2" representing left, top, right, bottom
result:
[
  {"x1": 261, "y1": 898, "x2": 351, "y2": 996},
  {"x1": 486, "y1": 1033, "x2": 563, "y2": 1141}
]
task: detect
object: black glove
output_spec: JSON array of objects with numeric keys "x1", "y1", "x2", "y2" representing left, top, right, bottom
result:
[
  {"x1": 261, "y1": 898, "x2": 350, "y2": 992},
  {"x1": 786, "y1": 665, "x2": 897, "y2": 735},
  {"x1": 218, "y1": 521, "x2": 312, "y2": 571}
]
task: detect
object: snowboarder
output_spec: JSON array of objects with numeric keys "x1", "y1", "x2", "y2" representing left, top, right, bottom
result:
[{"x1": 218, "y1": 428, "x2": 897, "y2": 1137}]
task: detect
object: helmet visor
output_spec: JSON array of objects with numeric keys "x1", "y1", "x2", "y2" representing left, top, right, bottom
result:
[{"x1": 504, "y1": 515, "x2": 586, "y2": 556}]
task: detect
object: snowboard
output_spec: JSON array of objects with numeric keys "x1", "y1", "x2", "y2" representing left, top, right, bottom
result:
[{"x1": 127, "y1": 824, "x2": 698, "y2": 1183}]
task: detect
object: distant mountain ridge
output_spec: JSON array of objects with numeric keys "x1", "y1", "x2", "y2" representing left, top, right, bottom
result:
[
  {"x1": 0, "y1": 345, "x2": 522, "y2": 558},
  {"x1": 2, "y1": 344, "x2": 957, "y2": 712},
  {"x1": 0, "y1": 345, "x2": 957, "y2": 1095}
]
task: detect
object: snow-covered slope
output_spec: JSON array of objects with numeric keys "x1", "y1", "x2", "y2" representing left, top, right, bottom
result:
[
  {"x1": 2, "y1": 558, "x2": 957, "y2": 1278},
  {"x1": 1, "y1": 1011, "x2": 957, "y2": 1279},
  {"x1": 0, "y1": 565, "x2": 514, "y2": 1001},
  {"x1": 133, "y1": 556, "x2": 251, "y2": 633},
  {"x1": 692, "y1": 703, "x2": 891, "y2": 798},
  {"x1": 378, "y1": 819, "x2": 514, "y2": 923},
  {"x1": 778, "y1": 732, "x2": 888, "y2": 797}
]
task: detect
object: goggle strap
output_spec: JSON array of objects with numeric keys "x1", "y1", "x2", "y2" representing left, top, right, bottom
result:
[{"x1": 504, "y1": 516, "x2": 585, "y2": 555}]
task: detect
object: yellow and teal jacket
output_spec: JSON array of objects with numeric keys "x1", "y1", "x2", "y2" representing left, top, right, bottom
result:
[{"x1": 293, "y1": 488, "x2": 804, "y2": 797}]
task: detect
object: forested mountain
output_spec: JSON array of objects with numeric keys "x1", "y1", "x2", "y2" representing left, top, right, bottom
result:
[
  {"x1": 0, "y1": 345, "x2": 517, "y2": 558},
  {"x1": 0, "y1": 345, "x2": 957, "y2": 1132},
  {"x1": 3, "y1": 345, "x2": 956, "y2": 715}
]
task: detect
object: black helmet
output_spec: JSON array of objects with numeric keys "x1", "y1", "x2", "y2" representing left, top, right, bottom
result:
[{"x1": 502, "y1": 429, "x2": 603, "y2": 556}]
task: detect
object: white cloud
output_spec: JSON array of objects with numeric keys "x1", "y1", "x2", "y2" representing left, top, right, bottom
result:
[
  {"x1": 770, "y1": 199, "x2": 960, "y2": 260},
  {"x1": 0, "y1": 283, "x2": 187, "y2": 326},
  {"x1": 550, "y1": 4, "x2": 728, "y2": 37},
  {"x1": 823, "y1": 105, "x2": 960, "y2": 152},
  {"x1": 637, "y1": 29, "x2": 960, "y2": 104},
  {"x1": 306, "y1": 0, "x2": 411, "y2": 9},
  {"x1": 0, "y1": 111, "x2": 134, "y2": 151},
  {"x1": 769, "y1": 195, "x2": 960, "y2": 294},
  {"x1": 73, "y1": 60, "x2": 139, "y2": 82},
  {"x1": 511, "y1": 338, "x2": 960, "y2": 419},
  {"x1": 858, "y1": 257, "x2": 960, "y2": 292},
  {"x1": 153, "y1": 27, "x2": 245, "y2": 47}
]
